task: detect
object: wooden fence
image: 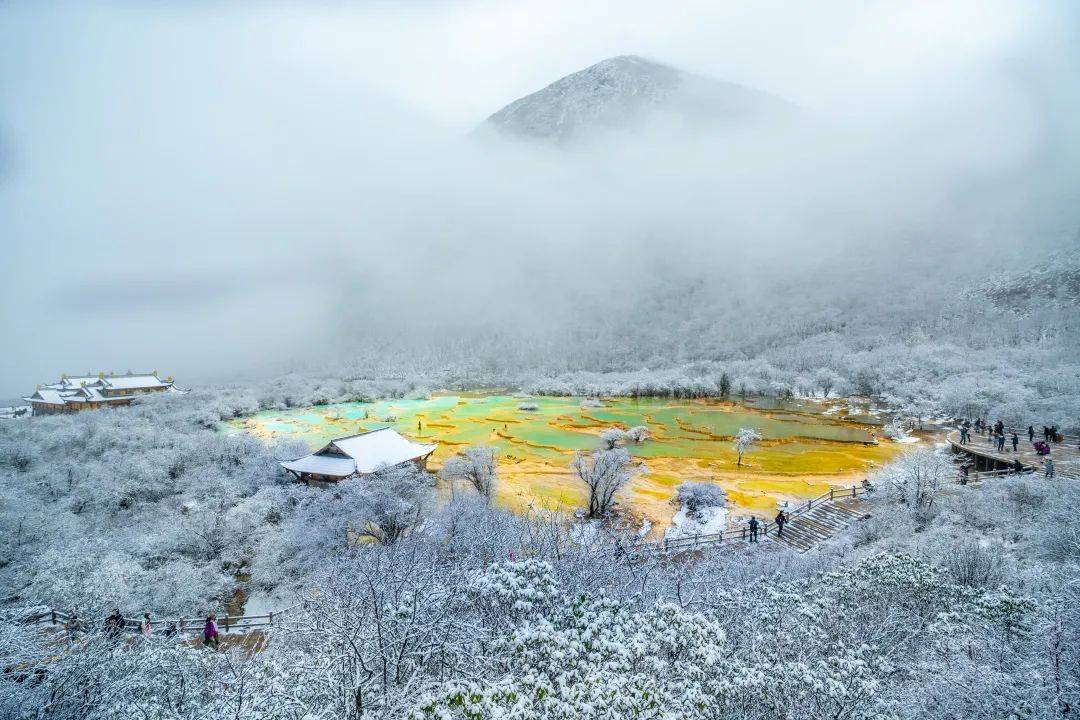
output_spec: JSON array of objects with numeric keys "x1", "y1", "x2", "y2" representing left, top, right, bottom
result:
[
  {"x1": 26, "y1": 603, "x2": 303, "y2": 635},
  {"x1": 636, "y1": 484, "x2": 868, "y2": 555}
]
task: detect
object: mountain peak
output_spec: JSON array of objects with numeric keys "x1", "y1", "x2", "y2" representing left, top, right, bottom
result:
[{"x1": 483, "y1": 55, "x2": 792, "y2": 142}]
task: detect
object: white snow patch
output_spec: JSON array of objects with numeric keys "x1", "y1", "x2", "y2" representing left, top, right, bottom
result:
[
  {"x1": 665, "y1": 504, "x2": 729, "y2": 540},
  {"x1": 242, "y1": 590, "x2": 293, "y2": 617}
]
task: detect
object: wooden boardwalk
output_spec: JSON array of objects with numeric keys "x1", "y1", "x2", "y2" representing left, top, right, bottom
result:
[
  {"x1": 947, "y1": 428, "x2": 1080, "y2": 477},
  {"x1": 652, "y1": 485, "x2": 871, "y2": 555},
  {"x1": 770, "y1": 497, "x2": 869, "y2": 552}
]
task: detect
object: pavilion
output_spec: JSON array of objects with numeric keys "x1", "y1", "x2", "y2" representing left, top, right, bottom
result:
[
  {"x1": 280, "y1": 427, "x2": 437, "y2": 485},
  {"x1": 23, "y1": 371, "x2": 183, "y2": 416}
]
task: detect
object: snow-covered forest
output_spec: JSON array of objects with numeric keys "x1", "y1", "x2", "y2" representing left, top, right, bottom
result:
[{"x1": 2, "y1": 433, "x2": 1079, "y2": 718}]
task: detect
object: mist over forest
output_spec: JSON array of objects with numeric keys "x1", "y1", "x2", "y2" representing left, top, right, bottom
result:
[{"x1": 2, "y1": 1, "x2": 1078, "y2": 398}]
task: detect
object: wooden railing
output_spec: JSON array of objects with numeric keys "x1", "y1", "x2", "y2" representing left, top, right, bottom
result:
[
  {"x1": 632, "y1": 484, "x2": 868, "y2": 555},
  {"x1": 26, "y1": 603, "x2": 303, "y2": 635}
]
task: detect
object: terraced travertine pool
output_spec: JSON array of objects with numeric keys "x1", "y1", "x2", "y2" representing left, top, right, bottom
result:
[{"x1": 228, "y1": 394, "x2": 912, "y2": 530}]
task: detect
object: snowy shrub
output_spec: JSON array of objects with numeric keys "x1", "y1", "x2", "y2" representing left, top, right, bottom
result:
[
  {"x1": 470, "y1": 559, "x2": 560, "y2": 617},
  {"x1": 676, "y1": 481, "x2": 726, "y2": 516},
  {"x1": 1007, "y1": 480, "x2": 1045, "y2": 518},
  {"x1": 944, "y1": 542, "x2": 1004, "y2": 588}
]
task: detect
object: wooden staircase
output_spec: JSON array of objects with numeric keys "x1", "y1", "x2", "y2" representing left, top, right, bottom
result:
[{"x1": 768, "y1": 498, "x2": 869, "y2": 552}]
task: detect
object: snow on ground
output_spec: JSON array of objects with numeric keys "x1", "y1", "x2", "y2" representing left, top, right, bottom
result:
[
  {"x1": 242, "y1": 590, "x2": 294, "y2": 617},
  {"x1": 665, "y1": 504, "x2": 729, "y2": 540},
  {"x1": 571, "y1": 518, "x2": 601, "y2": 544}
]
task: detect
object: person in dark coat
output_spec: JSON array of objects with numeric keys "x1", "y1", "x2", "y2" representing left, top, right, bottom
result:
[
  {"x1": 748, "y1": 516, "x2": 759, "y2": 543},
  {"x1": 774, "y1": 510, "x2": 788, "y2": 537},
  {"x1": 996, "y1": 433, "x2": 1006, "y2": 452},
  {"x1": 1011, "y1": 433, "x2": 1019, "y2": 452},
  {"x1": 1028, "y1": 426, "x2": 1035, "y2": 443},
  {"x1": 105, "y1": 609, "x2": 124, "y2": 637}
]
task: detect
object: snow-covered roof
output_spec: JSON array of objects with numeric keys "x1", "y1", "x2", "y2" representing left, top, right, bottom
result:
[
  {"x1": 25, "y1": 389, "x2": 66, "y2": 404},
  {"x1": 60, "y1": 376, "x2": 101, "y2": 388},
  {"x1": 100, "y1": 374, "x2": 169, "y2": 390},
  {"x1": 328, "y1": 428, "x2": 437, "y2": 474},
  {"x1": 282, "y1": 428, "x2": 437, "y2": 478},
  {"x1": 280, "y1": 454, "x2": 358, "y2": 478}
]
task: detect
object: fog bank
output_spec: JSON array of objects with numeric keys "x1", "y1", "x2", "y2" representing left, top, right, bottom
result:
[{"x1": 1, "y1": 0, "x2": 1078, "y2": 396}]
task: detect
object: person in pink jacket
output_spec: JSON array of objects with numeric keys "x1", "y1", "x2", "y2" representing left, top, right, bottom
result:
[{"x1": 203, "y1": 615, "x2": 219, "y2": 649}]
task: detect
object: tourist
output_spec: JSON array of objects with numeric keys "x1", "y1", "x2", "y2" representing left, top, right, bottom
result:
[
  {"x1": 1034, "y1": 440, "x2": 1050, "y2": 456},
  {"x1": 996, "y1": 433, "x2": 1006, "y2": 452},
  {"x1": 1028, "y1": 425, "x2": 1035, "y2": 443},
  {"x1": 140, "y1": 613, "x2": 152, "y2": 637},
  {"x1": 1043, "y1": 426, "x2": 1052, "y2": 442},
  {"x1": 1045, "y1": 459, "x2": 1055, "y2": 478},
  {"x1": 774, "y1": 510, "x2": 787, "y2": 537},
  {"x1": 975, "y1": 419, "x2": 983, "y2": 434},
  {"x1": 65, "y1": 610, "x2": 81, "y2": 642},
  {"x1": 748, "y1": 516, "x2": 759, "y2": 542},
  {"x1": 1011, "y1": 433, "x2": 1019, "y2": 452},
  {"x1": 1051, "y1": 425, "x2": 1060, "y2": 443},
  {"x1": 203, "y1": 615, "x2": 220, "y2": 649},
  {"x1": 995, "y1": 420, "x2": 1004, "y2": 435},
  {"x1": 959, "y1": 466, "x2": 968, "y2": 484},
  {"x1": 959, "y1": 426, "x2": 969, "y2": 444},
  {"x1": 105, "y1": 608, "x2": 124, "y2": 637}
]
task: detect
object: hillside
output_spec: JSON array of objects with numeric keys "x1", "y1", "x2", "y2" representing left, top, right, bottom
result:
[{"x1": 483, "y1": 55, "x2": 795, "y2": 142}]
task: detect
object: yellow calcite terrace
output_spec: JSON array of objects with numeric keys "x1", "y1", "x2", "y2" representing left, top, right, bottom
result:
[{"x1": 227, "y1": 394, "x2": 910, "y2": 530}]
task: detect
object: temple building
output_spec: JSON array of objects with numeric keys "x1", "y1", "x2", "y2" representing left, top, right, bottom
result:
[
  {"x1": 281, "y1": 427, "x2": 437, "y2": 485},
  {"x1": 23, "y1": 371, "x2": 182, "y2": 416}
]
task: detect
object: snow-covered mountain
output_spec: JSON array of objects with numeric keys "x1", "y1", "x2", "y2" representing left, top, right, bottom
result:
[{"x1": 483, "y1": 55, "x2": 794, "y2": 142}]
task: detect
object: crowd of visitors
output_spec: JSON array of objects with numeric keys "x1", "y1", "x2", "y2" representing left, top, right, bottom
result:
[
  {"x1": 59, "y1": 608, "x2": 224, "y2": 648},
  {"x1": 957, "y1": 417, "x2": 1072, "y2": 480}
]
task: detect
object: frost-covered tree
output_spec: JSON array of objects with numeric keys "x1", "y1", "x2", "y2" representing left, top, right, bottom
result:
[
  {"x1": 353, "y1": 463, "x2": 435, "y2": 545},
  {"x1": 571, "y1": 448, "x2": 643, "y2": 518},
  {"x1": 734, "y1": 427, "x2": 761, "y2": 467},
  {"x1": 876, "y1": 447, "x2": 949, "y2": 512},
  {"x1": 440, "y1": 446, "x2": 498, "y2": 502}
]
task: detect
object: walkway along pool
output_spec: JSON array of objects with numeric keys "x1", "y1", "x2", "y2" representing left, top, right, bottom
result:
[{"x1": 227, "y1": 394, "x2": 914, "y2": 530}]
